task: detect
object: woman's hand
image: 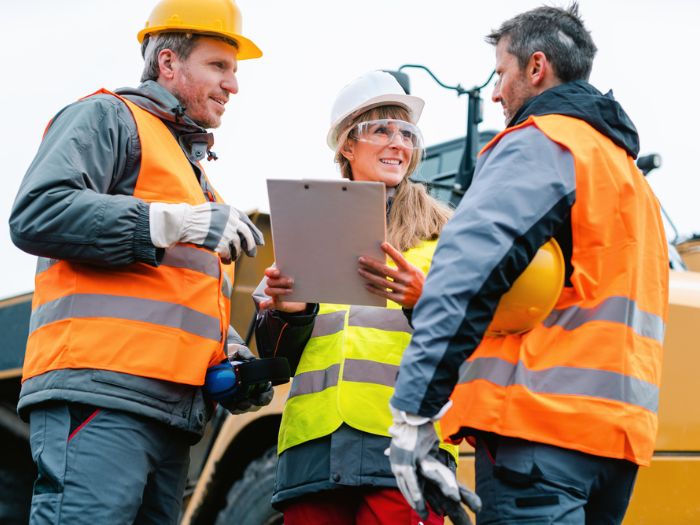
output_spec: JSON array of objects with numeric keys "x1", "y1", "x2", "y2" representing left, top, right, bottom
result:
[
  {"x1": 358, "y1": 242, "x2": 425, "y2": 308},
  {"x1": 258, "y1": 266, "x2": 308, "y2": 313}
]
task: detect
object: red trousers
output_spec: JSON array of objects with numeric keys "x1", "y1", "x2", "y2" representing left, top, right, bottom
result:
[{"x1": 282, "y1": 487, "x2": 443, "y2": 525}]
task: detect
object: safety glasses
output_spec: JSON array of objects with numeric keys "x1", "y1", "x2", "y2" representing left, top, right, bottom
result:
[{"x1": 349, "y1": 119, "x2": 423, "y2": 150}]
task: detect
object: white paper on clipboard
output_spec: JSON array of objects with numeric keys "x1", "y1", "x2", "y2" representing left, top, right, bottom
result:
[{"x1": 266, "y1": 179, "x2": 387, "y2": 307}]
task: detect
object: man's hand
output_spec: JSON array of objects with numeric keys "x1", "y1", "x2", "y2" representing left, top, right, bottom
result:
[
  {"x1": 235, "y1": 209, "x2": 265, "y2": 258},
  {"x1": 387, "y1": 404, "x2": 481, "y2": 523},
  {"x1": 149, "y1": 202, "x2": 264, "y2": 262},
  {"x1": 419, "y1": 457, "x2": 482, "y2": 525},
  {"x1": 203, "y1": 344, "x2": 275, "y2": 415},
  {"x1": 358, "y1": 242, "x2": 425, "y2": 308},
  {"x1": 218, "y1": 384, "x2": 273, "y2": 415},
  {"x1": 221, "y1": 343, "x2": 274, "y2": 414},
  {"x1": 387, "y1": 407, "x2": 438, "y2": 518}
]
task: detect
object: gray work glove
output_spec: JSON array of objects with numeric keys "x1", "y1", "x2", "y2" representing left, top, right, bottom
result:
[
  {"x1": 387, "y1": 403, "x2": 481, "y2": 524},
  {"x1": 149, "y1": 202, "x2": 264, "y2": 262},
  {"x1": 220, "y1": 343, "x2": 274, "y2": 415}
]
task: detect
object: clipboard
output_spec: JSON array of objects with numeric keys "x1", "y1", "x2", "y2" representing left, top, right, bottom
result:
[{"x1": 266, "y1": 178, "x2": 387, "y2": 307}]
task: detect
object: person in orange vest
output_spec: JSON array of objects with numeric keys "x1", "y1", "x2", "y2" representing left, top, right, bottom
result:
[
  {"x1": 387, "y1": 4, "x2": 669, "y2": 524},
  {"x1": 8, "y1": 1, "x2": 269, "y2": 523}
]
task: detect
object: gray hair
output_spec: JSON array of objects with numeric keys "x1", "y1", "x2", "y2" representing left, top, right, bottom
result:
[
  {"x1": 140, "y1": 32, "x2": 239, "y2": 82},
  {"x1": 486, "y1": 3, "x2": 597, "y2": 82}
]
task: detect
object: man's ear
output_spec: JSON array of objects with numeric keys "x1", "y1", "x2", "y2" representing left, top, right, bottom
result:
[
  {"x1": 339, "y1": 141, "x2": 354, "y2": 161},
  {"x1": 158, "y1": 49, "x2": 178, "y2": 81},
  {"x1": 528, "y1": 51, "x2": 549, "y2": 87}
]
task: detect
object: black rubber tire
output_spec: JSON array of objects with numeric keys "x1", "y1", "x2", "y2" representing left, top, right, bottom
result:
[{"x1": 214, "y1": 446, "x2": 283, "y2": 525}]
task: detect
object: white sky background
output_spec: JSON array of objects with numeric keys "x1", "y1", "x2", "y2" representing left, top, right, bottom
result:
[{"x1": 2, "y1": 0, "x2": 698, "y2": 299}]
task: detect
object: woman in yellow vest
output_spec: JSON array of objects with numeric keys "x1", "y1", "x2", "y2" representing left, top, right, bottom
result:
[{"x1": 255, "y1": 71, "x2": 457, "y2": 524}]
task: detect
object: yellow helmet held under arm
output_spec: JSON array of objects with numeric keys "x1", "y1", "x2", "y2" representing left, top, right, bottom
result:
[{"x1": 486, "y1": 238, "x2": 565, "y2": 336}]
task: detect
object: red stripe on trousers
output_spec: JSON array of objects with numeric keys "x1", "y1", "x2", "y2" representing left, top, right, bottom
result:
[{"x1": 68, "y1": 409, "x2": 101, "y2": 441}]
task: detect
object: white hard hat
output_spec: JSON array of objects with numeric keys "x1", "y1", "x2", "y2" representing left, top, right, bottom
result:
[{"x1": 327, "y1": 70, "x2": 425, "y2": 150}]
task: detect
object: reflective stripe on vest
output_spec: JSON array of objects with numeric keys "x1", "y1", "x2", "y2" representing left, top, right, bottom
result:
[
  {"x1": 22, "y1": 90, "x2": 233, "y2": 386},
  {"x1": 36, "y1": 257, "x2": 59, "y2": 275},
  {"x1": 278, "y1": 239, "x2": 459, "y2": 461},
  {"x1": 29, "y1": 293, "x2": 222, "y2": 342},
  {"x1": 544, "y1": 295, "x2": 665, "y2": 343},
  {"x1": 288, "y1": 359, "x2": 399, "y2": 399},
  {"x1": 161, "y1": 245, "x2": 220, "y2": 278},
  {"x1": 348, "y1": 306, "x2": 414, "y2": 333},
  {"x1": 343, "y1": 359, "x2": 399, "y2": 387},
  {"x1": 222, "y1": 271, "x2": 233, "y2": 299},
  {"x1": 441, "y1": 115, "x2": 668, "y2": 466},
  {"x1": 289, "y1": 363, "x2": 340, "y2": 397},
  {"x1": 457, "y1": 357, "x2": 659, "y2": 413},
  {"x1": 310, "y1": 310, "x2": 346, "y2": 338}
]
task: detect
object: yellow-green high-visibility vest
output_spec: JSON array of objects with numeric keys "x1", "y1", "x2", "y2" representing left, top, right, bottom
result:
[{"x1": 278, "y1": 238, "x2": 459, "y2": 461}]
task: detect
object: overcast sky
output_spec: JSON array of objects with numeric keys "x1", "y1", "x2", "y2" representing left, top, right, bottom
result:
[{"x1": 2, "y1": 0, "x2": 698, "y2": 300}]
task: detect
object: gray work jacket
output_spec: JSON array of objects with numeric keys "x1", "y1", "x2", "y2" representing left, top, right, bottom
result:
[{"x1": 10, "y1": 81, "x2": 228, "y2": 439}]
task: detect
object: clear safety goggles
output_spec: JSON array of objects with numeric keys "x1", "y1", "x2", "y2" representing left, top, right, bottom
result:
[{"x1": 348, "y1": 119, "x2": 423, "y2": 150}]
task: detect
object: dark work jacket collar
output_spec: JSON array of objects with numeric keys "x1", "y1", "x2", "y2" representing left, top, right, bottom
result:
[
  {"x1": 509, "y1": 80, "x2": 640, "y2": 158},
  {"x1": 115, "y1": 80, "x2": 217, "y2": 163}
]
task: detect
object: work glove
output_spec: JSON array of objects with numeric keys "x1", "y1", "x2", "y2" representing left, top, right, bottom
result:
[
  {"x1": 149, "y1": 202, "x2": 264, "y2": 262},
  {"x1": 223, "y1": 343, "x2": 274, "y2": 414},
  {"x1": 387, "y1": 403, "x2": 481, "y2": 524},
  {"x1": 203, "y1": 344, "x2": 274, "y2": 415}
]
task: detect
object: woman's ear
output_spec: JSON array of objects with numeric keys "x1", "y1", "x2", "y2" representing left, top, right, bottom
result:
[{"x1": 339, "y1": 141, "x2": 354, "y2": 161}]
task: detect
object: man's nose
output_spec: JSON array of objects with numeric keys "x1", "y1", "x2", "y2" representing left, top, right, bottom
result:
[
  {"x1": 223, "y1": 73, "x2": 239, "y2": 95},
  {"x1": 491, "y1": 82, "x2": 501, "y2": 103}
]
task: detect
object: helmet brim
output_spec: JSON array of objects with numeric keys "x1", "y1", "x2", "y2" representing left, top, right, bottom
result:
[{"x1": 137, "y1": 27, "x2": 262, "y2": 60}]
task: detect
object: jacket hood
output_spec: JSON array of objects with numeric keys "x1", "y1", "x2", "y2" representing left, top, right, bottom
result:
[
  {"x1": 510, "y1": 80, "x2": 640, "y2": 158},
  {"x1": 115, "y1": 80, "x2": 206, "y2": 135},
  {"x1": 115, "y1": 81, "x2": 217, "y2": 162}
]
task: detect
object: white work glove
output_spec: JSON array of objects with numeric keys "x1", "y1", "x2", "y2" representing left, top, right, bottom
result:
[
  {"x1": 149, "y1": 202, "x2": 264, "y2": 262},
  {"x1": 387, "y1": 403, "x2": 481, "y2": 524}
]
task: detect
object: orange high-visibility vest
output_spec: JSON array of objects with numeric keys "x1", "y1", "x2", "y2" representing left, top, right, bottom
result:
[
  {"x1": 23, "y1": 89, "x2": 233, "y2": 386},
  {"x1": 441, "y1": 114, "x2": 669, "y2": 466}
]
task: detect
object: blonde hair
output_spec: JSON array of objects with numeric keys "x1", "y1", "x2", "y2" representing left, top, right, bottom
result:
[{"x1": 335, "y1": 105, "x2": 452, "y2": 252}]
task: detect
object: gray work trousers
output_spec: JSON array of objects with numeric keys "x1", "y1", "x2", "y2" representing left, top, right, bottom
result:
[
  {"x1": 475, "y1": 434, "x2": 638, "y2": 525},
  {"x1": 28, "y1": 403, "x2": 191, "y2": 525}
]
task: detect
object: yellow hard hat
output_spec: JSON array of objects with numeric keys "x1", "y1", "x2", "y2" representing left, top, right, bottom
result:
[
  {"x1": 137, "y1": 0, "x2": 262, "y2": 60},
  {"x1": 486, "y1": 238, "x2": 565, "y2": 336}
]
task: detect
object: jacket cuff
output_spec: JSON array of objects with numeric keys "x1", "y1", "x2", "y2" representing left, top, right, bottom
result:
[
  {"x1": 132, "y1": 201, "x2": 161, "y2": 266},
  {"x1": 275, "y1": 303, "x2": 319, "y2": 326}
]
